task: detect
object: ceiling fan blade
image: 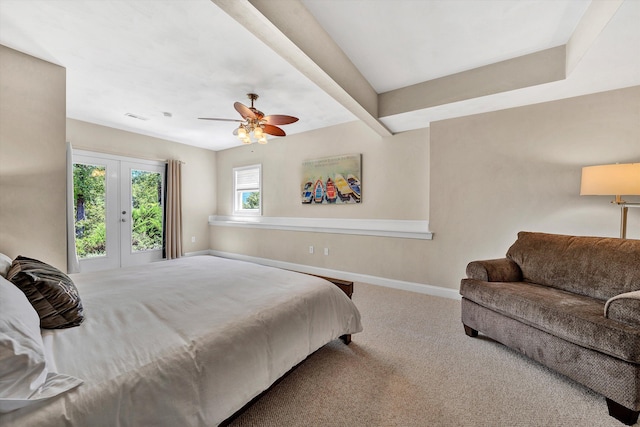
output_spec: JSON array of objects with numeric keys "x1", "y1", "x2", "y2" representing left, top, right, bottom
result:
[
  {"x1": 234, "y1": 102, "x2": 256, "y2": 120},
  {"x1": 263, "y1": 124, "x2": 286, "y2": 136},
  {"x1": 263, "y1": 115, "x2": 299, "y2": 125},
  {"x1": 198, "y1": 117, "x2": 243, "y2": 122}
]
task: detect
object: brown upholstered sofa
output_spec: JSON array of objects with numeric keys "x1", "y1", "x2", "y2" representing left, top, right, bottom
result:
[{"x1": 460, "y1": 232, "x2": 640, "y2": 425}]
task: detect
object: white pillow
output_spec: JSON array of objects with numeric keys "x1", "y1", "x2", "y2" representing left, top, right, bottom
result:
[
  {"x1": 0, "y1": 252, "x2": 11, "y2": 278},
  {"x1": 0, "y1": 276, "x2": 82, "y2": 413}
]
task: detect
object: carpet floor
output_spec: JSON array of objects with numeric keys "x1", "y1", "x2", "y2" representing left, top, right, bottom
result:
[{"x1": 228, "y1": 282, "x2": 631, "y2": 426}]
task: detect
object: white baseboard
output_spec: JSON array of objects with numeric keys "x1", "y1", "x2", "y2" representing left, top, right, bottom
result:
[
  {"x1": 183, "y1": 250, "x2": 211, "y2": 257},
  {"x1": 209, "y1": 250, "x2": 461, "y2": 301}
]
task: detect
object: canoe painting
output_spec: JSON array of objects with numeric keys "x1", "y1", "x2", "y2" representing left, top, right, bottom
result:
[
  {"x1": 313, "y1": 179, "x2": 325, "y2": 203},
  {"x1": 301, "y1": 181, "x2": 313, "y2": 204},
  {"x1": 301, "y1": 154, "x2": 361, "y2": 205},
  {"x1": 333, "y1": 173, "x2": 353, "y2": 202},
  {"x1": 347, "y1": 174, "x2": 361, "y2": 202},
  {"x1": 325, "y1": 178, "x2": 337, "y2": 203}
]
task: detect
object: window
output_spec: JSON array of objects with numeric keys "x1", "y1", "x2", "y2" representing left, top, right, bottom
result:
[{"x1": 233, "y1": 164, "x2": 261, "y2": 216}]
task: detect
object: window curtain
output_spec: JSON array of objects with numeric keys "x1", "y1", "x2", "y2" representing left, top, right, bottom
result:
[
  {"x1": 66, "y1": 142, "x2": 80, "y2": 273},
  {"x1": 165, "y1": 159, "x2": 183, "y2": 259}
]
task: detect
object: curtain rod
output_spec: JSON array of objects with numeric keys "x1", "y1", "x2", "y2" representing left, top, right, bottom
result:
[{"x1": 69, "y1": 144, "x2": 186, "y2": 164}]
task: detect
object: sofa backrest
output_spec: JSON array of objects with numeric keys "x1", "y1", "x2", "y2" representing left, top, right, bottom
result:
[{"x1": 506, "y1": 231, "x2": 640, "y2": 301}]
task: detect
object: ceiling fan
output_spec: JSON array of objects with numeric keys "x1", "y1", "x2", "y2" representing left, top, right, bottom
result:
[{"x1": 199, "y1": 93, "x2": 298, "y2": 144}]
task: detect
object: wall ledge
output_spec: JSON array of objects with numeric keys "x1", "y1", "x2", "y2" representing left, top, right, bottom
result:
[
  {"x1": 209, "y1": 250, "x2": 460, "y2": 300},
  {"x1": 208, "y1": 215, "x2": 433, "y2": 240}
]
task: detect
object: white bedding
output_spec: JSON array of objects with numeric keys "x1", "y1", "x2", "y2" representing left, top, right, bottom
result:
[{"x1": 0, "y1": 255, "x2": 362, "y2": 426}]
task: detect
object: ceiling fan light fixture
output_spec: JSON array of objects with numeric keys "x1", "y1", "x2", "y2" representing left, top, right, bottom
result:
[
  {"x1": 237, "y1": 121, "x2": 269, "y2": 144},
  {"x1": 199, "y1": 93, "x2": 297, "y2": 146}
]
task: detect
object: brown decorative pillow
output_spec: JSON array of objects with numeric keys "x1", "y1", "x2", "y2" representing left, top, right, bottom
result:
[{"x1": 6, "y1": 256, "x2": 84, "y2": 329}]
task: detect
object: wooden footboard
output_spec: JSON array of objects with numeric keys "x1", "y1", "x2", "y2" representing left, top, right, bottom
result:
[{"x1": 300, "y1": 273, "x2": 354, "y2": 344}]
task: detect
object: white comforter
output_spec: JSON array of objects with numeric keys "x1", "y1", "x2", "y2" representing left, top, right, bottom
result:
[{"x1": 0, "y1": 256, "x2": 362, "y2": 426}]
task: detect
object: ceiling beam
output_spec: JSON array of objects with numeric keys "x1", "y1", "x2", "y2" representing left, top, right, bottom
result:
[
  {"x1": 378, "y1": 0, "x2": 625, "y2": 121},
  {"x1": 566, "y1": 0, "x2": 624, "y2": 75},
  {"x1": 379, "y1": 46, "x2": 566, "y2": 118},
  {"x1": 211, "y1": 0, "x2": 392, "y2": 137}
]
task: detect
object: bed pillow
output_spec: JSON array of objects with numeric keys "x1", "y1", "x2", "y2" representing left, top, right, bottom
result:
[
  {"x1": 0, "y1": 276, "x2": 47, "y2": 405},
  {"x1": 0, "y1": 252, "x2": 12, "y2": 278},
  {"x1": 6, "y1": 256, "x2": 84, "y2": 329},
  {"x1": 0, "y1": 276, "x2": 82, "y2": 413}
]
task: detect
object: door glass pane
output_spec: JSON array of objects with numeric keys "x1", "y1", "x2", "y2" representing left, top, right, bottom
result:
[
  {"x1": 131, "y1": 169, "x2": 163, "y2": 252},
  {"x1": 73, "y1": 163, "x2": 107, "y2": 258}
]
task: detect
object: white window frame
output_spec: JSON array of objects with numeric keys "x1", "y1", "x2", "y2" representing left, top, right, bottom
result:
[{"x1": 233, "y1": 164, "x2": 262, "y2": 216}]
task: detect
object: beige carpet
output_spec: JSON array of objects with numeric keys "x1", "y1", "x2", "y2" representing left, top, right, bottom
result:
[{"x1": 229, "y1": 283, "x2": 630, "y2": 426}]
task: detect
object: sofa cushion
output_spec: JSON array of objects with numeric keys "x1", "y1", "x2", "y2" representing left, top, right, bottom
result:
[
  {"x1": 506, "y1": 231, "x2": 640, "y2": 301},
  {"x1": 460, "y1": 278, "x2": 640, "y2": 364}
]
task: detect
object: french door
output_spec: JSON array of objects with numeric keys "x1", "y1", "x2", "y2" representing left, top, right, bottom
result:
[{"x1": 72, "y1": 151, "x2": 165, "y2": 272}]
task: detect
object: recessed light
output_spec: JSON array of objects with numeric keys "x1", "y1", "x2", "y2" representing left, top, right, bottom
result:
[{"x1": 124, "y1": 113, "x2": 149, "y2": 121}]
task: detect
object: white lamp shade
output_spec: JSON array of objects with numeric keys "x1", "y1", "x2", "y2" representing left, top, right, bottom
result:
[
  {"x1": 580, "y1": 163, "x2": 640, "y2": 196},
  {"x1": 237, "y1": 126, "x2": 247, "y2": 139}
]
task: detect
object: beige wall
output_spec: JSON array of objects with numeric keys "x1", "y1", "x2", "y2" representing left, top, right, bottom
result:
[
  {"x1": 215, "y1": 122, "x2": 429, "y2": 219},
  {"x1": 67, "y1": 119, "x2": 217, "y2": 255},
  {"x1": 0, "y1": 44, "x2": 217, "y2": 272},
  {"x1": 212, "y1": 123, "x2": 431, "y2": 283},
  {"x1": 3, "y1": 43, "x2": 637, "y2": 290},
  {"x1": 0, "y1": 45, "x2": 67, "y2": 270},
  {"x1": 211, "y1": 86, "x2": 640, "y2": 291},
  {"x1": 426, "y1": 86, "x2": 640, "y2": 288}
]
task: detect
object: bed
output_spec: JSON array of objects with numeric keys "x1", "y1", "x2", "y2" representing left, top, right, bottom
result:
[{"x1": 0, "y1": 255, "x2": 362, "y2": 426}]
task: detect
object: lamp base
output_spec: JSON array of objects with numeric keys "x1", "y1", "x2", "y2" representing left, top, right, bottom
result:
[
  {"x1": 620, "y1": 204, "x2": 628, "y2": 239},
  {"x1": 617, "y1": 202, "x2": 640, "y2": 239}
]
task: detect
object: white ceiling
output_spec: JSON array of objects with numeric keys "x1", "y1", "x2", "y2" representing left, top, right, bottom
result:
[{"x1": 0, "y1": 0, "x2": 638, "y2": 151}]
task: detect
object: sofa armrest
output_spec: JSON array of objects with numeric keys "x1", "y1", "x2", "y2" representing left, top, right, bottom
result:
[
  {"x1": 605, "y1": 291, "x2": 640, "y2": 328},
  {"x1": 466, "y1": 258, "x2": 522, "y2": 282}
]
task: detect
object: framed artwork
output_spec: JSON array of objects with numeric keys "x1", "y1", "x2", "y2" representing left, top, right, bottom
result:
[{"x1": 301, "y1": 154, "x2": 361, "y2": 204}]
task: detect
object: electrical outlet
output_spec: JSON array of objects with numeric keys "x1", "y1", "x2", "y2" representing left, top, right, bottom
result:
[
  {"x1": 191, "y1": 236, "x2": 196, "y2": 243},
  {"x1": 324, "y1": 248, "x2": 329, "y2": 256},
  {"x1": 309, "y1": 246, "x2": 314, "y2": 254}
]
